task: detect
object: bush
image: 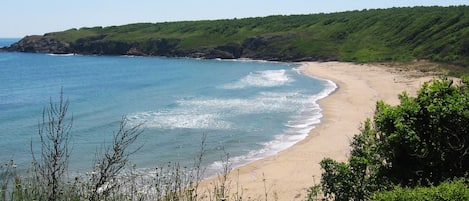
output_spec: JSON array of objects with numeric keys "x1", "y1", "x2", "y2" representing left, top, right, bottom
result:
[
  {"x1": 372, "y1": 179, "x2": 469, "y2": 201},
  {"x1": 319, "y1": 77, "x2": 469, "y2": 200}
]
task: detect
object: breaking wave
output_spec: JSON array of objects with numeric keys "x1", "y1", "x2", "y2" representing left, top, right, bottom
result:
[{"x1": 220, "y1": 69, "x2": 293, "y2": 89}]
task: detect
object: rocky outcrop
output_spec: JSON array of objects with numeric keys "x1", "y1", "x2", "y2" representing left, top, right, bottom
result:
[
  {"x1": 71, "y1": 40, "x2": 132, "y2": 55},
  {"x1": 0, "y1": 34, "x2": 337, "y2": 62},
  {"x1": 2, "y1": 35, "x2": 71, "y2": 54},
  {"x1": 237, "y1": 34, "x2": 337, "y2": 61}
]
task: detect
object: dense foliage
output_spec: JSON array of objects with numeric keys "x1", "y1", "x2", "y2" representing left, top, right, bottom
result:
[
  {"x1": 4, "y1": 6, "x2": 469, "y2": 66},
  {"x1": 371, "y1": 179, "x2": 469, "y2": 201},
  {"x1": 319, "y1": 77, "x2": 469, "y2": 200}
]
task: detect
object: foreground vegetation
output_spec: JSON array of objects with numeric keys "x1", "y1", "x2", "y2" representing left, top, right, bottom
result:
[
  {"x1": 315, "y1": 77, "x2": 469, "y2": 200},
  {"x1": 372, "y1": 179, "x2": 469, "y2": 201},
  {"x1": 3, "y1": 6, "x2": 469, "y2": 70}
]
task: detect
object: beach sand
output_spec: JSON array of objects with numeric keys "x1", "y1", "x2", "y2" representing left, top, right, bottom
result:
[{"x1": 199, "y1": 62, "x2": 437, "y2": 200}]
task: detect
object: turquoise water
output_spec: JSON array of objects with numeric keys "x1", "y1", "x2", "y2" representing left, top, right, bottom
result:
[{"x1": 0, "y1": 41, "x2": 336, "y2": 175}]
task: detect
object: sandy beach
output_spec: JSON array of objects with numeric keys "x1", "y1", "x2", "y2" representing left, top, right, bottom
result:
[{"x1": 200, "y1": 61, "x2": 438, "y2": 200}]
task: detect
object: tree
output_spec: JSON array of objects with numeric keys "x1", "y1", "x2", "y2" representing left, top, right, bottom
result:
[{"x1": 319, "y1": 77, "x2": 469, "y2": 200}]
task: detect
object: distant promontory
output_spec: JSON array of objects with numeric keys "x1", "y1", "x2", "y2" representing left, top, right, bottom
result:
[{"x1": 2, "y1": 6, "x2": 469, "y2": 66}]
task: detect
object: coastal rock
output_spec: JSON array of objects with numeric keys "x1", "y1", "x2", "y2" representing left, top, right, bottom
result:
[
  {"x1": 178, "y1": 48, "x2": 232, "y2": 59},
  {"x1": 4, "y1": 35, "x2": 71, "y2": 54},
  {"x1": 241, "y1": 35, "x2": 295, "y2": 61},
  {"x1": 67, "y1": 34, "x2": 135, "y2": 55},
  {"x1": 215, "y1": 43, "x2": 243, "y2": 58},
  {"x1": 182, "y1": 45, "x2": 241, "y2": 59},
  {"x1": 2, "y1": 33, "x2": 332, "y2": 62},
  {"x1": 126, "y1": 47, "x2": 145, "y2": 56},
  {"x1": 143, "y1": 38, "x2": 180, "y2": 56},
  {"x1": 0, "y1": 34, "x2": 334, "y2": 62}
]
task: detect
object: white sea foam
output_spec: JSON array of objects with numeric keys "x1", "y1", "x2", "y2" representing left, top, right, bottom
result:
[
  {"x1": 47, "y1": 53, "x2": 77, "y2": 56},
  {"x1": 129, "y1": 90, "x2": 315, "y2": 130},
  {"x1": 129, "y1": 63, "x2": 338, "y2": 177},
  {"x1": 221, "y1": 69, "x2": 293, "y2": 89},
  {"x1": 206, "y1": 67, "x2": 338, "y2": 175},
  {"x1": 129, "y1": 111, "x2": 232, "y2": 129}
]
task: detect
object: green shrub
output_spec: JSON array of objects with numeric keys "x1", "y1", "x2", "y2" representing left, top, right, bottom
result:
[
  {"x1": 372, "y1": 179, "x2": 469, "y2": 201},
  {"x1": 319, "y1": 77, "x2": 469, "y2": 200}
]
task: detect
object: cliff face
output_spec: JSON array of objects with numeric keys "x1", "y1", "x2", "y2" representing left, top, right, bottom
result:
[{"x1": 1, "y1": 34, "x2": 334, "y2": 62}]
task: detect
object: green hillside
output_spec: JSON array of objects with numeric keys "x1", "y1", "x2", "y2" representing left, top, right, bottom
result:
[{"x1": 4, "y1": 6, "x2": 469, "y2": 67}]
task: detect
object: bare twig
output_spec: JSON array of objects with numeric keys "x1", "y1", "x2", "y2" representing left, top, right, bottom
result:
[
  {"x1": 88, "y1": 116, "x2": 144, "y2": 201},
  {"x1": 31, "y1": 89, "x2": 72, "y2": 201}
]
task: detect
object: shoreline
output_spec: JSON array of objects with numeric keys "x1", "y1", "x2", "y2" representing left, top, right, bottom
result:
[{"x1": 199, "y1": 61, "x2": 437, "y2": 200}]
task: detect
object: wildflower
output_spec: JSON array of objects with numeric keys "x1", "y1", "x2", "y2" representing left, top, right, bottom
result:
[{"x1": 86, "y1": 171, "x2": 97, "y2": 176}]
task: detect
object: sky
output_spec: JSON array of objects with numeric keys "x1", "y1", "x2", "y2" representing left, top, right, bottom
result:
[{"x1": 1, "y1": 0, "x2": 467, "y2": 38}]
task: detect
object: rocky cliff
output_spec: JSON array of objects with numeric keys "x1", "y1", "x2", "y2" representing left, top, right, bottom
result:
[
  {"x1": 2, "y1": 35, "x2": 71, "y2": 54},
  {"x1": 1, "y1": 34, "x2": 335, "y2": 62}
]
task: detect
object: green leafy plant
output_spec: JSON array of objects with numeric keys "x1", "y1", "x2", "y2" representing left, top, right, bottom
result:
[
  {"x1": 372, "y1": 178, "x2": 469, "y2": 201},
  {"x1": 319, "y1": 77, "x2": 469, "y2": 200}
]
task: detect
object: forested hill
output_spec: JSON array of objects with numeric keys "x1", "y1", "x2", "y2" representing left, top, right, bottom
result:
[{"x1": 3, "y1": 6, "x2": 469, "y2": 66}]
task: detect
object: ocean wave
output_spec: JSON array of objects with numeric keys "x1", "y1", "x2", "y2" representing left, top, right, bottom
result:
[
  {"x1": 130, "y1": 64, "x2": 338, "y2": 177},
  {"x1": 129, "y1": 111, "x2": 232, "y2": 129},
  {"x1": 205, "y1": 126, "x2": 312, "y2": 174},
  {"x1": 205, "y1": 111, "x2": 320, "y2": 174},
  {"x1": 206, "y1": 69, "x2": 338, "y2": 176},
  {"x1": 128, "y1": 90, "x2": 312, "y2": 130},
  {"x1": 220, "y1": 69, "x2": 293, "y2": 89}
]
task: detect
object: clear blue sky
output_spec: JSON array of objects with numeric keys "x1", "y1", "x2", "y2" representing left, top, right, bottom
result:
[{"x1": 1, "y1": 0, "x2": 467, "y2": 37}]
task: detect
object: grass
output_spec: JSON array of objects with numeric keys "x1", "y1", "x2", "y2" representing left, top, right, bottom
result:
[{"x1": 0, "y1": 136, "x2": 252, "y2": 201}]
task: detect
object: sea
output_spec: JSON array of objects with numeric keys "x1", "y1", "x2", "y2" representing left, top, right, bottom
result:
[{"x1": 0, "y1": 38, "x2": 336, "y2": 176}]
